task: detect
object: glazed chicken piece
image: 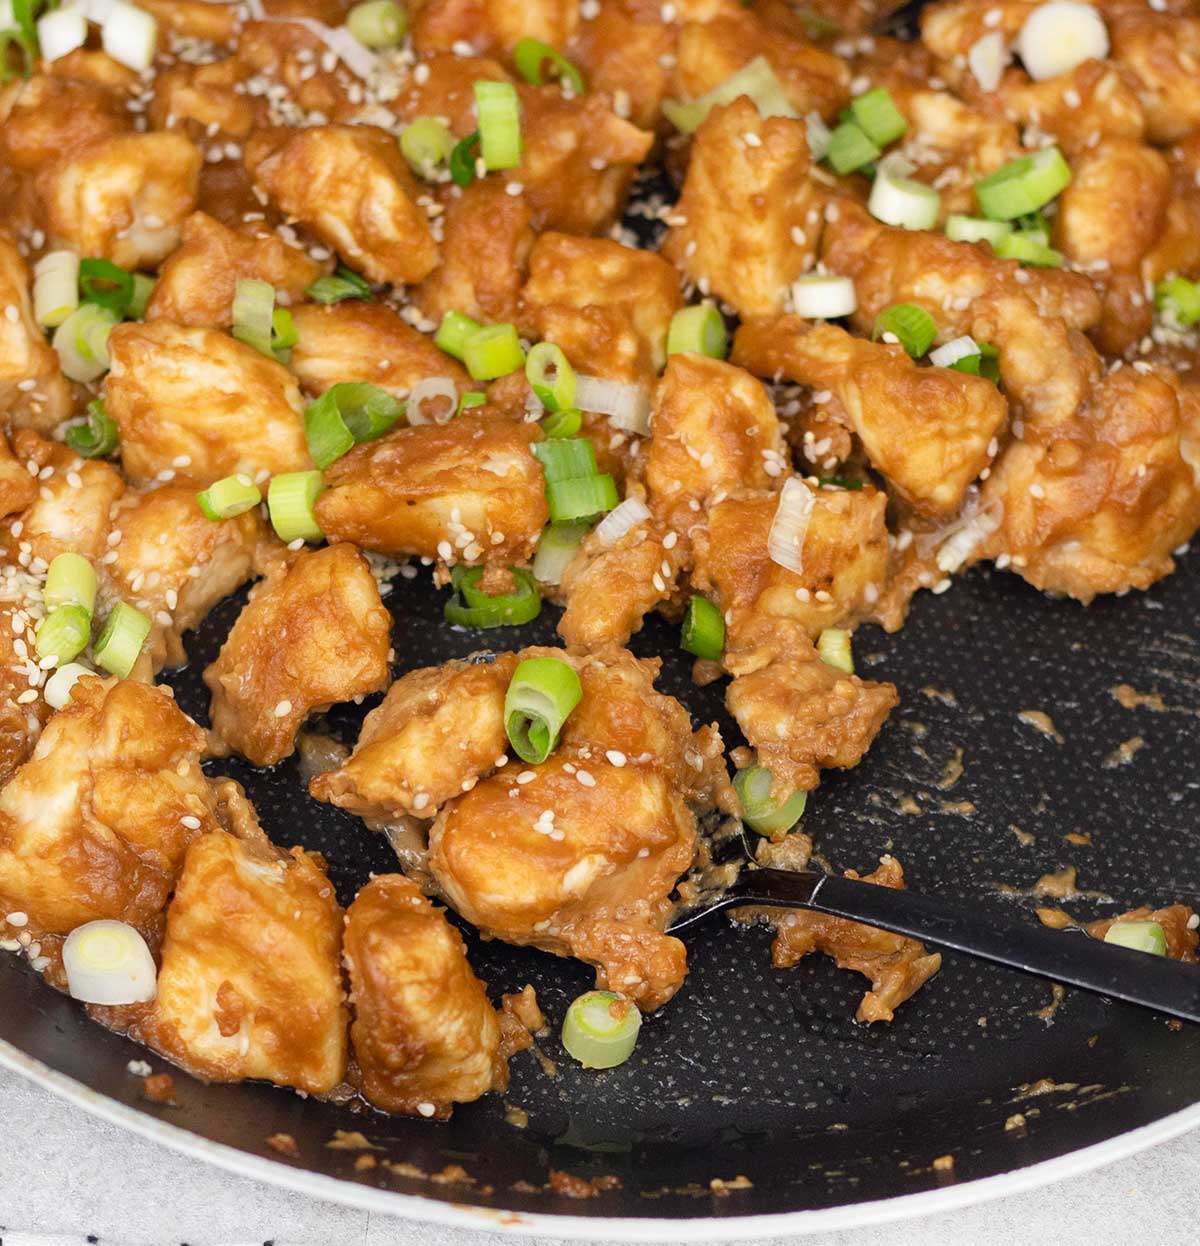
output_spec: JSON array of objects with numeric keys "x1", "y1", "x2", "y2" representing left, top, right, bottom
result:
[
  {"x1": 0, "y1": 603, "x2": 52, "y2": 786},
  {"x1": 385, "y1": 53, "x2": 511, "y2": 135},
  {"x1": 205, "y1": 544, "x2": 392, "y2": 766},
  {"x1": 149, "y1": 59, "x2": 265, "y2": 144},
  {"x1": 146, "y1": 212, "x2": 325, "y2": 329},
  {"x1": 1109, "y1": 10, "x2": 1200, "y2": 144},
  {"x1": 244, "y1": 125, "x2": 439, "y2": 286},
  {"x1": 0, "y1": 677, "x2": 219, "y2": 944},
  {"x1": 733, "y1": 316, "x2": 1008, "y2": 517},
  {"x1": 919, "y1": 0, "x2": 1038, "y2": 61},
  {"x1": 569, "y1": 4, "x2": 675, "y2": 130},
  {"x1": 344, "y1": 874, "x2": 509, "y2": 1116},
  {"x1": 0, "y1": 434, "x2": 37, "y2": 520},
  {"x1": 520, "y1": 232, "x2": 682, "y2": 384},
  {"x1": 37, "y1": 132, "x2": 201, "y2": 270},
  {"x1": 314, "y1": 416, "x2": 548, "y2": 565},
  {"x1": 411, "y1": 0, "x2": 579, "y2": 55},
  {"x1": 429, "y1": 647, "x2": 728, "y2": 1011},
  {"x1": 1142, "y1": 136, "x2": 1200, "y2": 286},
  {"x1": 0, "y1": 234, "x2": 72, "y2": 433},
  {"x1": 136, "y1": 829, "x2": 347, "y2": 1094},
  {"x1": 288, "y1": 301, "x2": 469, "y2": 401},
  {"x1": 311, "y1": 652, "x2": 517, "y2": 822},
  {"x1": 135, "y1": 0, "x2": 239, "y2": 41},
  {"x1": 233, "y1": 18, "x2": 355, "y2": 122},
  {"x1": 105, "y1": 485, "x2": 280, "y2": 670},
  {"x1": 0, "y1": 71, "x2": 132, "y2": 174},
  {"x1": 104, "y1": 321, "x2": 311, "y2": 486},
  {"x1": 662, "y1": 100, "x2": 821, "y2": 320}
]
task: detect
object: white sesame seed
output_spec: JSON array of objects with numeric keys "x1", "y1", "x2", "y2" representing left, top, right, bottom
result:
[
  {"x1": 274, "y1": 699, "x2": 293, "y2": 717},
  {"x1": 180, "y1": 815, "x2": 201, "y2": 830},
  {"x1": 576, "y1": 770, "x2": 596, "y2": 787},
  {"x1": 517, "y1": 770, "x2": 536, "y2": 784},
  {"x1": 417, "y1": 1102, "x2": 436, "y2": 1117},
  {"x1": 605, "y1": 750, "x2": 627, "y2": 767},
  {"x1": 6, "y1": 912, "x2": 27, "y2": 927}
]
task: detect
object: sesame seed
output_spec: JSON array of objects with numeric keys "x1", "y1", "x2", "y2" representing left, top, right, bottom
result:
[
  {"x1": 605, "y1": 750, "x2": 627, "y2": 767},
  {"x1": 412, "y1": 792, "x2": 429, "y2": 810},
  {"x1": 6, "y1": 912, "x2": 27, "y2": 927},
  {"x1": 576, "y1": 770, "x2": 596, "y2": 787},
  {"x1": 16, "y1": 689, "x2": 37, "y2": 703},
  {"x1": 516, "y1": 770, "x2": 536, "y2": 784},
  {"x1": 180, "y1": 815, "x2": 201, "y2": 830},
  {"x1": 274, "y1": 699, "x2": 293, "y2": 717},
  {"x1": 417, "y1": 1102, "x2": 436, "y2": 1117}
]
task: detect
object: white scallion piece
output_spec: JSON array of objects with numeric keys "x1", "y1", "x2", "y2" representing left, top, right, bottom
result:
[
  {"x1": 406, "y1": 376, "x2": 458, "y2": 425},
  {"x1": 33, "y1": 251, "x2": 80, "y2": 328},
  {"x1": 574, "y1": 374, "x2": 652, "y2": 435},
  {"x1": 101, "y1": 0, "x2": 158, "y2": 70},
  {"x1": 37, "y1": 7, "x2": 88, "y2": 60},
  {"x1": 791, "y1": 274, "x2": 857, "y2": 319},
  {"x1": 767, "y1": 477, "x2": 815, "y2": 574},
  {"x1": 868, "y1": 155, "x2": 941, "y2": 231},
  {"x1": 805, "y1": 111, "x2": 832, "y2": 161},
  {"x1": 929, "y1": 335, "x2": 981, "y2": 368},
  {"x1": 967, "y1": 32, "x2": 1011, "y2": 93},
  {"x1": 1017, "y1": 1, "x2": 1109, "y2": 82},
  {"x1": 63, "y1": 919, "x2": 158, "y2": 1005},
  {"x1": 43, "y1": 662, "x2": 94, "y2": 711},
  {"x1": 594, "y1": 496, "x2": 651, "y2": 546}
]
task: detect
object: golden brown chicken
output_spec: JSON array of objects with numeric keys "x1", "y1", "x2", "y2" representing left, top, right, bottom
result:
[{"x1": 412, "y1": 0, "x2": 579, "y2": 56}]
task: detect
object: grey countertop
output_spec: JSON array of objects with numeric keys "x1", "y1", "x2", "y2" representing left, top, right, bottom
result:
[{"x1": 1, "y1": 1067, "x2": 1198, "y2": 1246}]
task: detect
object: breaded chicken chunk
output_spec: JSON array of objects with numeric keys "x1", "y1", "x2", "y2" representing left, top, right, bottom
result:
[
  {"x1": 136, "y1": 829, "x2": 347, "y2": 1094},
  {"x1": 1109, "y1": 9, "x2": 1200, "y2": 144},
  {"x1": 344, "y1": 874, "x2": 507, "y2": 1116},
  {"x1": 149, "y1": 59, "x2": 264, "y2": 144},
  {"x1": 0, "y1": 71, "x2": 131, "y2": 175},
  {"x1": 0, "y1": 602, "x2": 52, "y2": 786},
  {"x1": 570, "y1": 5, "x2": 675, "y2": 130},
  {"x1": 411, "y1": 0, "x2": 579, "y2": 55},
  {"x1": 314, "y1": 416, "x2": 548, "y2": 564},
  {"x1": 104, "y1": 321, "x2": 311, "y2": 486},
  {"x1": 205, "y1": 544, "x2": 392, "y2": 766}
]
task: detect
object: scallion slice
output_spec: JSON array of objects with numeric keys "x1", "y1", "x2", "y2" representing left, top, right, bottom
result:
[
  {"x1": 63, "y1": 919, "x2": 158, "y2": 1005},
  {"x1": 449, "y1": 129, "x2": 480, "y2": 187},
  {"x1": 44, "y1": 553, "x2": 97, "y2": 615},
  {"x1": 94, "y1": 601, "x2": 151, "y2": 678},
  {"x1": 400, "y1": 115, "x2": 455, "y2": 175},
  {"x1": 304, "y1": 382, "x2": 403, "y2": 469},
  {"x1": 345, "y1": 0, "x2": 405, "y2": 48},
  {"x1": 994, "y1": 231, "x2": 1064, "y2": 268},
  {"x1": 868, "y1": 157, "x2": 941, "y2": 230},
  {"x1": 35, "y1": 604, "x2": 90, "y2": 666},
  {"x1": 974, "y1": 146, "x2": 1072, "y2": 221},
  {"x1": 532, "y1": 522, "x2": 588, "y2": 585},
  {"x1": 52, "y1": 304, "x2": 118, "y2": 383},
  {"x1": 462, "y1": 322, "x2": 525, "y2": 380},
  {"x1": 458, "y1": 390, "x2": 487, "y2": 412},
  {"x1": 532, "y1": 437, "x2": 598, "y2": 482},
  {"x1": 944, "y1": 214, "x2": 1013, "y2": 246},
  {"x1": 791, "y1": 274, "x2": 857, "y2": 319},
  {"x1": 825, "y1": 120, "x2": 881, "y2": 174},
  {"x1": 306, "y1": 266, "x2": 373, "y2": 304},
  {"x1": 435, "y1": 310, "x2": 482, "y2": 360},
  {"x1": 817, "y1": 627, "x2": 853, "y2": 673},
  {"x1": 513, "y1": 37, "x2": 585, "y2": 94},
  {"x1": 33, "y1": 251, "x2": 79, "y2": 328},
  {"x1": 1103, "y1": 920, "x2": 1167, "y2": 957},
  {"x1": 850, "y1": 86, "x2": 907, "y2": 147},
  {"x1": 1154, "y1": 277, "x2": 1200, "y2": 328},
  {"x1": 541, "y1": 406, "x2": 582, "y2": 438},
  {"x1": 733, "y1": 765, "x2": 808, "y2": 836},
  {"x1": 680, "y1": 594, "x2": 724, "y2": 661},
  {"x1": 267, "y1": 470, "x2": 325, "y2": 543},
  {"x1": 196, "y1": 474, "x2": 263, "y2": 521},
  {"x1": 561, "y1": 990, "x2": 641, "y2": 1069},
  {"x1": 127, "y1": 272, "x2": 155, "y2": 320},
  {"x1": 547, "y1": 474, "x2": 618, "y2": 523},
  {"x1": 662, "y1": 55, "x2": 797, "y2": 133},
  {"x1": 504, "y1": 654, "x2": 582, "y2": 764},
  {"x1": 666, "y1": 304, "x2": 728, "y2": 359},
  {"x1": 474, "y1": 80, "x2": 522, "y2": 171},
  {"x1": 271, "y1": 306, "x2": 298, "y2": 360},
  {"x1": 65, "y1": 399, "x2": 119, "y2": 459},
  {"x1": 78, "y1": 257, "x2": 134, "y2": 317},
  {"x1": 444, "y1": 566, "x2": 542, "y2": 628},
  {"x1": 872, "y1": 302, "x2": 937, "y2": 358},
  {"x1": 230, "y1": 277, "x2": 277, "y2": 356},
  {"x1": 525, "y1": 341, "x2": 576, "y2": 412}
]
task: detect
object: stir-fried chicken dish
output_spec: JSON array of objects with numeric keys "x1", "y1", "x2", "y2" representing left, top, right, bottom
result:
[{"x1": 0, "y1": 0, "x2": 1197, "y2": 1119}]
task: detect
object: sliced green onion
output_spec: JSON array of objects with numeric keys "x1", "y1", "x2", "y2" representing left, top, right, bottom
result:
[
  {"x1": 462, "y1": 322, "x2": 525, "y2": 380},
  {"x1": 825, "y1": 121, "x2": 881, "y2": 174},
  {"x1": 63, "y1": 919, "x2": 157, "y2": 1005},
  {"x1": 306, "y1": 266, "x2": 372, "y2": 305},
  {"x1": 78, "y1": 257, "x2": 134, "y2": 317},
  {"x1": 44, "y1": 553, "x2": 97, "y2": 615},
  {"x1": 400, "y1": 116, "x2": 455, "y2": 175},
  {"x1": 271, "y1": 307, "x2": 298, "y2": 361},
  {"x1": 850, "y1": 87, "x2": 907, "y2": 147},
  {"x1": 872, "y1": 302, "x2": 937, "y2": 358},
  {"x1": 435, "y1": 310, "x2": 482, "y2": 361},
  {"x1": 474, "y1": 80, "x2": 522, "y2": 172},
  {"x1": 304, "y1": 382, "x2": 403, "y2": 469},
  {"x1": 33, "y1": 251, "x2": 80, "y2": 328},
  {"x1": 541, "y1": 406, "x2": 582, "y2": 438},
  {"x1": 1015, "y1": 210, "x2": 1050, "y2": 244},
  {"x1": 532, "y1": 437, "x2": 598, "y2": 482},
  {"x1": 666, "y1": 304, "x2": 727, "y2": 360},
  {"x1": 504, "y1": 655, "x2": 582, "y2": 764},
  {"x1": 35, "y1": 605, "x2": 90, "y2": 665},
  {"x1": 127, "y1": 273, "x2": 155, "y2": 320},
  {"x1": 196, "y1": 474, "x2": 262, "y2": 521},
  {"x1": 513, "y1": 37, "x2": 585, "y2": 94},
  {"x1": 974, "y1": 146, "x2": 1072, "y2": 221},
  {"x1": 444, "y1": 566, "x2": 542, "y2": 628},
  {"x1": 1154, "y1": 276, "x2": 1200, "y2": 328},
  {"x1": 449, "y1": 129, "x2": 480, "y2": 187},
  {"x1": 345, "y1": 0, "x2": 406, "y2": 47},
  {"x1": 547, "y1": 474, "x2": 618, "y2": 523},
  {"x1": 817, "y1": 627, "x2": 853, "y2": 673},
  {"x1": 662, "y1": 55, "x2": 797, "y2": 133},
  {"x1": 680, "y1": 594, "x2": 724, "y2": 661},
  {"x1": 532, "y1": 522, "x2": 588, "y2": 585},
  {"x1": 945, "y1": 214, "x2": 1013, "y2": 246},
  {"x1": 994, "y1": 231, "x2": 1064, "y2": 268},
  {"x1": 869, "y1": 158, "x2": 941, "y2": 230},
  {"x1": 561, "y1": 990, "x2": 641, "y2": 1069},
  {"x1": 819, "y1": 475, "x2": 864, "y2": 490},
  {"x1": 230, "y1": 277, "x2": 276, "y2": 356},
  {"x1": 1103, "y1": 920, "x2": 1167, "y2": 957},
  {"x1": 52, "y1": 304, "x2": 118, "y2": 383},
  {"x1": 792, "y1": 274, "x2": 857, "y2": 319},
  {"x1": 733, "y1": 765, "x2": 808, "y2": 837},
  {"x1": 525, "y1": 341, "x2": 576, "y2": 412},
  {"x1": 93, "y1": 602, "x2": 151, "y2": 678},
  {"x1": 268, "y1": 470, "x2": 325, "y2": 543},
  {"x1": 458, "y1": 390, "x2": 487, "y2": 412},
  {"x1": 65, "y1": 399, "x2": 119, "y2": 459}
]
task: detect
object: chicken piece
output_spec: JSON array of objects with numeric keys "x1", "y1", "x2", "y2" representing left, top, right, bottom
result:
[
  {"x1": 386, "y1": 53, "x2": 512, "y2": 134},
  {"x1": 0, "y1": 73, "x2": 131, "y2": 174},
  {"x1": 644, "y1": 355, "x2": 787, "y2": 527},
  {"x1": 314, "y1": 416, "x2": 548, "y2": 564},
  {"x1": 1087, "y1": 904, "x2": 1199, "y2": 962},
  {"x1": 135, "y1": 0, "x2": 238, "y2": 42},
  {"x1": 514, "y1": 86, "x2": 654, "y2": 235},
  {"x1": 37, "y1": 132, "x2": 201, "y2": 270},
  {"x1": 0, "y1": 233, "x2": 72, "y2": 433},
  {"x1": 558, "y1": 518, "x2": 688, "y2": 653},
  {"x1": 245, "y1": 125, "x2": 439, "y2": 286},
  {"x1": 344, "y1": 874, "x2": 508, "y2": 1116},
  {"x1": 205, "y1": 544, "x2": 392, "y2": 766},
  {"x1": 429, "y1": 648, "x2": 721, "y2": 1011},
  {"x1": 671, "y1": 12, "x2": 850, "y2": 120},
  {"x1": 1110, "y1": 10, "x2": 1200, "y2": 144},
  {"x1": 412, "y1": 179, "x2": 534, "y2": 326},
  {"x1": 569, "y1": 5, "x2": 674, "y2": 130},
  {"x1": 821, "y1": 200, "x2": 1102, "y2": 339},
  {"x1": 104, "y1": 321, "x2": 310, "y2": 486},
  {"x1": 0, "y1": 603, "x2": 52, "y2": 785},
  {"x1": 0, "y1": 433, "x2": 37, "y2": 519},
  {"x1": 740, "y1": 857, "x2": 941, "y2": 1023},
  {"x1": 733, "y1": 316, "x2": 1008, "y2": 516},
  {"x1": 411, "y1": 0, "x2": 579, "y2": 55},
  {"x1": 310, "y1": 652, "x2": 517, "y2": 822},
  {"x1": 694, "y1": 485, "x2": 891, "y2": 651},
  {"x1": 521, "y1": 232, "x2": 682, "y2": 383},
  {"x1": 146, "y1": 212, "x2": 324, "y2": 329},
  {"x1": 661, "y1": 100, "x2": 821, "y2": 319},
  {"x1": 149, "y1": 59, "x2": 265, "y2": 144},
  {"x1": 106, "y1": 486, "x2": 279, "y2": 670},
  {"x1": 136, "y1": 829, "x2": 347, "y2": 1094},
  {"x1": 919, "y1": 0, "x2": 1038, "y2": 61},
  {"x1": 234, "y1": 19, "x2": 353, "y2": 120},
  {"x1": 1143, "y1": 136, "x2": 1200, "y2": 284},
  {"x1": 0, "y1": 677, "x2": 219, "y2": 942},
  {"x1": 289, "y1": 302, "x2": 468, "y2": 401}
]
